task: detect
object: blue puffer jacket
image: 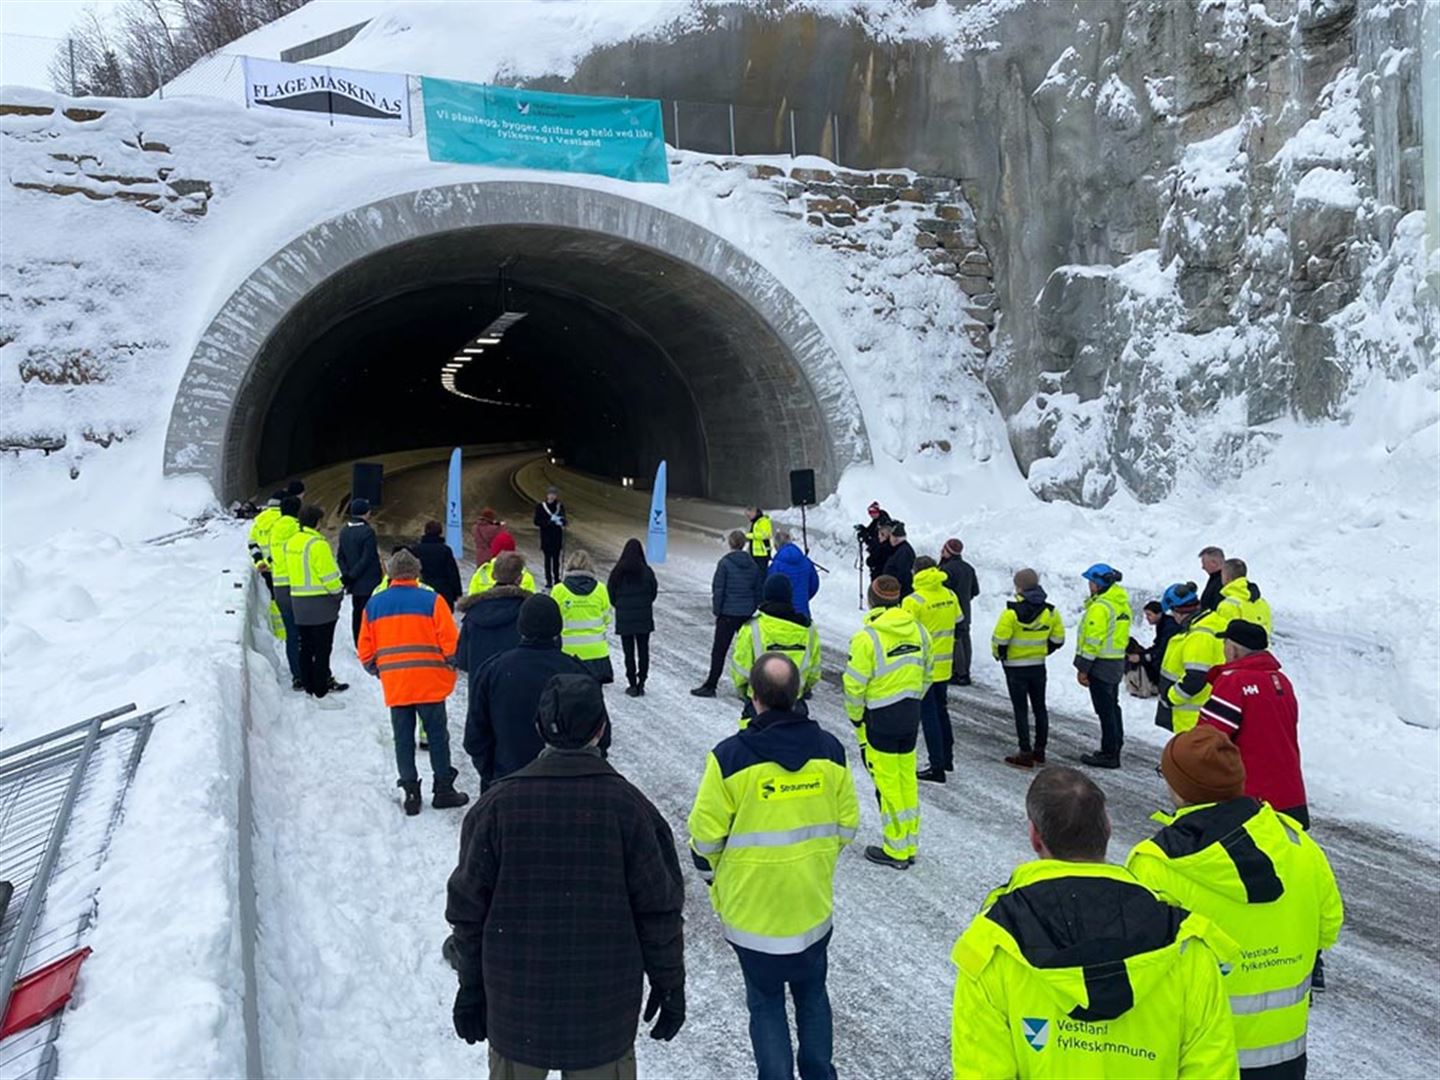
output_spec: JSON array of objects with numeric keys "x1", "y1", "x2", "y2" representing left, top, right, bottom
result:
[
  {"x1": 712, "y1": 549, "x2": 761, "y2": 618},
  {"x1": 768, "y1": 543, "x2": 820, "y2": 617}
]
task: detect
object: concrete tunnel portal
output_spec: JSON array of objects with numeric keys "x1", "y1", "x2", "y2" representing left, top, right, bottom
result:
[{"x1": 163, "y1": 181, "x2": 870, "y2": 508}]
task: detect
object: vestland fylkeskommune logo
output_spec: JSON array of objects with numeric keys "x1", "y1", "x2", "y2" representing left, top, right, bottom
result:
[{"x1": 1022, "y1": 1018, "x2": 1050, "y2": 1051}]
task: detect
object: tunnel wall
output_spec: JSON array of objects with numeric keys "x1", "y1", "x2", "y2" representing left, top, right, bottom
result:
[{"x1": 163, "y1": 181, "x2": 870, "y2": 506}]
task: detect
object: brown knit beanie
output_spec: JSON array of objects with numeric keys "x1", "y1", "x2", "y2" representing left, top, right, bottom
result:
[
  {"x1": 942, "y1": 538, "x2": 963, "y2": 558},
  {"x1": 869, "y1": 575, "x2": 902, "y2": 608},
  {"x1": 1161, "y1": 727, "x2": 1246, "y2": 805}
]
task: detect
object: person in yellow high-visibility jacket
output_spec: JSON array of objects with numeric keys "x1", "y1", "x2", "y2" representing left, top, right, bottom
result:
[
  {"x1": 744, "y1": 506, "x2": 775, "y2": 578},
  {"x1": 282, "y1": 504, "x2": 348, "y2": 706},
  {"x1": 1127, "y1": 726, "x2": 1342, "y2": 1080},
  {"x1": 844, "y1": 574, "x2": 932, "y2": 870},
  {"x1": 1074, "y1": 563, "x2": 1132, "y2": 770},
  {"x1": 1156, "y1": 582, "x2": 1226, "y2": 733},
  {"x1": 904, "y1": 558, "x2": 960, "y2": 782},
  {"x1": 247, "y1": 492, "x2": 284, "y2": 585},
  {"x1": 467, "y1": 557, "x2": 537, "y2": 596},
  {"x1": 268, "y1": 495, "x2": 304, "y2": 688},
  {"x1": 991, "y1": 568, "x2": 1065, "y2": 769},
  {"x1": 1218, "y1": 557, "x2": 1274, "y2": 636},
  {"x1": 730, "y1": 575, "x2": 821, "y2": 729},
  {"x1": 551, "y1": 549, "x2": 613, "y2": 684}
]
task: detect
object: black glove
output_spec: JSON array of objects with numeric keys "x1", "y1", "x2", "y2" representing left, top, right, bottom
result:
[
  {"x1": 644, "y1": 984, "x2": 685, "y2": 1041},
  {"x1": 453, "y1": 984, "x2": 487, "y2": 1045}
]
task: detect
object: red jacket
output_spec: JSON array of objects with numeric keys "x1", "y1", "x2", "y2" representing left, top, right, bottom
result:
[
  {"x1": 357, "y1": 580, "x2": 459, "y2": 707},
  {"x1": 1199, "y1": 651, "x2": 1307, "y2": 813}
]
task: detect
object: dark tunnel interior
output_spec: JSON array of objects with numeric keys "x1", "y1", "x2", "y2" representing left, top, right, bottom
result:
[
  {"x1": 257, "y1": 280, "x2": 707, "y2": 495},
  {"x1": 233, "y1": 224, "x2": 838, "y2": 508}
]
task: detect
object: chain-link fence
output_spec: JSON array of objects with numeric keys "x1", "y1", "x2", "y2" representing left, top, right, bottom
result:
[{"x1": 1, "y1": 32, "x2": 856, "y2": 164}]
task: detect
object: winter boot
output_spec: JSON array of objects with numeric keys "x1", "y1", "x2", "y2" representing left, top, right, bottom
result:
[
  {"x1": 636, "y1": 681, "x2": 646, "y2": 697},
  {"x1": 689, "y1": 685, "x2": 717, "y2": 698},
  {"x1": 624, "y1": 678, "x2": 641, "y2": 698},
  {"x1": 916, "y1": 766, "x2": 947, "y2": 784},
  {"x1": 399, "y1": 780, "x2": 422, "y2": 816},
  {"x1": 1033, "y1": 748, "x2": 1047, "y2": 765},
  {"x1": 1004, "y1": 751, "x2": 1035, "y2": 770},
  {"x1": 432, "y1": 768, "x2": 470, "y2": 810},
  {"x1": 1080, "y1": 751, "x2": 1121, "y2": 770},
  {"x1": 864, "y1": 845, "x2": 911, "y2": 871},
  {"x1": 291, "y1": 676, "x2": 304, "y2": 691},
  {"x1": 327, "y1": 676, "x2": 349, "y2": 693}
]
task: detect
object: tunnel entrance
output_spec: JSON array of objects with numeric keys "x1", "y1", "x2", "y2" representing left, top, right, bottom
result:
[{"x1": 164, "y1": 181, "x2": 869, "y2": 507}]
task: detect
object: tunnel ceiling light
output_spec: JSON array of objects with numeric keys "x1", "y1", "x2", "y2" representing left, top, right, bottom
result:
[
  {"x1": 463, "y1": 347, "x2": 485, "y2": 354},
  {"x1": 474, "y1": 337, "x2": 501, "y2": 345}
]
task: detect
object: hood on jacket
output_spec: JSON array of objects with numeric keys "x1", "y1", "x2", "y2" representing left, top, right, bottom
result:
[
  {"x1": 722, "y1": 549, "x2": 757, "y2": 569},
  {"x1": 956, "y1": 861, "x2": 1220, "y2": 1023},
  {"x1": 456, "y1": 584, "x2": 529, "y2": 620},
  {"x1": 739, "y1": 710, "x2": 837, "y2": 772},
  {"x1": 1011, "y1": 586, "x2": 1050, "y2": 623},
  {"x1": 913, "y1": 566, "x2": 950, "y2": 594},
  {"x1": 561, "y1": 572, "x2": 598, "y2": 596},
  {"x1": 419, "y1": 533, "x2": 448, "y2": 546},
  {"x1": 771, "y1": 543, "x2": 807, "y2": 567},
  {"x1": 758, "y1": 601, "x2": 811, "y2": 627},
  {"x1": 1140, "y1": 798, "x2": 1285, "y2": 907}
]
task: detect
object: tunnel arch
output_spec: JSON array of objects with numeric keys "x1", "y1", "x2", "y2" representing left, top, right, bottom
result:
[{"x1": 163, "y1": 180, "x2": 870, "y2": 506}]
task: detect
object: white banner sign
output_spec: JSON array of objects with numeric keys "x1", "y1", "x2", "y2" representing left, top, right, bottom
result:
[{"x1": 243, "y1": 56, "x2": 410, "y2": 130}]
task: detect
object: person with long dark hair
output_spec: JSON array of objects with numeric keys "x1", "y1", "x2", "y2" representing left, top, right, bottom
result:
[{"x1": 608, "y1": 539, "x2": 659, "y2": 697}]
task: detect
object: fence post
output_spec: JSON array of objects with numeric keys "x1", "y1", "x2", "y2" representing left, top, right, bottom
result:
[
  {"x1": 789, "y1": 109, "x2": 797, "y2": 159},
  {"x1": 68, "y1": 36, "x2": 77, "y2": 96},
  {"x1": 671, "y1": 100, "x2": 680, "y2": 151},
  {"x1": 728, "y1": 103, "x2": 736, "y2": 157},
  {"x1": 832, "y1": 114, "x2": 840, "y2": 167}
]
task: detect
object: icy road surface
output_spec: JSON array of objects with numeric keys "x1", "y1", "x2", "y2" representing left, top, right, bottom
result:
[{"x1": 242, "y1": 453, "x2": 1437, "y2": 1079}]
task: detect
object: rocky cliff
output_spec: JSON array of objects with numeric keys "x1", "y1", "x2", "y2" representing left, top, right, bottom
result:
[{"x1": 536, "y1": 0, "x2": 1435, "y2": 504}]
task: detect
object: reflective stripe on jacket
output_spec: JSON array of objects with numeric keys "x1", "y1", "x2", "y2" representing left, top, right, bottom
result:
[
  {"x1": 357, "y1": 581, "x2": 459, "y2": 706},
  {"x1": 951, "y1": 860, "x2": 1239, "y2": 1080},
  {"x1": 551, "y1": 577, "x2": 611, "y2": 661},
  {"x1": 1075, "y1": 583, "x2": 1132, "y2": 682},
  {"x1": 467, "y1": 559, "x2": 537, "y2": 596},
  {"x1": 903, "y1": 567, "x2": 960, "y2": 683},
  {"x1": 730, "y1": 612, "x2": 821, "y2": 699},
  {"x1": 268, "y1": 515, "x2": 299, "y2": 588},
  {"x1": 843, "y1": 607, "x2": 931, "y2": 741},
  {"x1": 687, "y1": 710, "x2": 859, "y2": 955},
  {"x1": 1126, "y1": 799, "x2": 1342, "y2": 1074},
  {"x1": 991, "y1": 599, "x2": 1065, "y2": 667},
  {"x1": 285, "y1": 527, "x2": 342, "y2": 599}
]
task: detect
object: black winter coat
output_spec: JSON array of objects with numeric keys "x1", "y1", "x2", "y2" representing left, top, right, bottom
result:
[
  {"x1": 336, "y1": 521, "x2": 382, "y2": 596},
  {"x1": 414, "y1": 535, "x2": 463, "y2": 608},
  {"x1": 939, "y1": 555, "x2": 981, "y2": 626},
  {"x1": 712, "y1": 549, "x2": 761, "y2": 618},
  {"x1": 534, "y1": 499, "x2": 567, "y2": 553},
  {"x1": 882, "y1": 540, "x2": 917, "y2": 597},
  {"x1": 1201, "y1": 570, "x2": 1223, "y2": 613},
  {"x1": 455, "y1": 586, "x2": 528, "y2": 689},
  {"x1": 464, "y1": 642, "x2": 603, "y2": 786},
  {"x1": 608, "y1": 566, "x2": 658, "y2": 636},
  {"x1": 446, "y1": 748, "x2": 685, "y2": 1071}
]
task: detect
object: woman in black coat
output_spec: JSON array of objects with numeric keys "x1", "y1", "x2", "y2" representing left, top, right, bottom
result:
[
  {"x1": 607, "y1": 538, "x2": 658, "y2": 697},
  {"x1": 414, "y1": 520, "x2": 463, "y2": 609}
]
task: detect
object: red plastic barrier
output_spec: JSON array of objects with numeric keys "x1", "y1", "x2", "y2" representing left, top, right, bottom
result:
[{"x1": 0, "y1": 947, "x2": 92, "y2": 1041}]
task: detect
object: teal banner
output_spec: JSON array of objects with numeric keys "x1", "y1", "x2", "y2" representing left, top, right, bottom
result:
[{"x1": 421, "y1": 77, "x2": 669, "y2": 184}]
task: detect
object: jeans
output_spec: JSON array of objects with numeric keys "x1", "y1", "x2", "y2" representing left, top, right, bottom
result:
[
  {"x1": 733, "y1": 934, "x2": 835, "y2": 1080},
  {"x1": 621, "y1": 633, "x2": 650, "y2": 685},
  {"x1": 349, "y1": 591, "x2": 372, "y2": 646},
  {"x1": 297, "y1": 619, "x2": 336, "y2": 695},
  {"x1": 919, "y1": 682, "x2": 953, "y2": 771},
  {"x1": 390, "y1": 701, "x2": 453, "y2": 784},
  {"x1": 277, "y1": 602, "x2": 301, "y2": 681},
  {"x1": 542, "y1": 547, "x2": 562, "y2": 589},
  {"x1": 1089, "y1": 677, "x2": 1124, "y2": 757},
  {"x1": 950, "y1": 622, "x2": 973, "y2": 682},
  {"x1": 1004, "y1": 667, "x2": 1048, "y2": 753},
  {"x1": 704, "y1": 615, "x2": 750, "y2": 688},
  {"x1": 488, "y1": 1045, "x2": 636, "y2": 1080}
]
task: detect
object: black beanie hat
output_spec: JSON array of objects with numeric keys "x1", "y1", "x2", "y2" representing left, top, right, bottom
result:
[
  {"x1": 537, "y1": 674, "x2": 608, "y2": 749},
  {"x1": 763, "y1": 574, "x2": 794, "y2": 606},
  {"x1": 518, "y1": 594, "x2": 563, "y2": 641}
]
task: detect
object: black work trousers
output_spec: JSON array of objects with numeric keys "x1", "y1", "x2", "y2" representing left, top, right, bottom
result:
[
  {"x1": 950, "y1": 622, "x2": 973, "y2": 683},
  {"x1": 349, "y1": 591, "x2": 372, "y2": 646},
  {"x1": 705, "y1": 615, "x2": 750, "y2": 689},
  {"x1": 1004, "y1": 667, "x2": 1048, "y2": 754},
  {"x1": 297, "y1": 620, "x2": 337, "y2": 697},
  {"x1": 542, "y1": 547, "x2": 563, "y2": 589},
  {"x1": 1090, "y1": 677, "x2": 1124, "y2": 758},
  {"x1": 622, "y1": 633, "x2": 651, "y2": 686}
]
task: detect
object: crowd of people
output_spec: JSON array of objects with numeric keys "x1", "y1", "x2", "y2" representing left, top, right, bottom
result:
[{"x1": 242, "y1": 488, "x2": 1335, "y2": 1080}]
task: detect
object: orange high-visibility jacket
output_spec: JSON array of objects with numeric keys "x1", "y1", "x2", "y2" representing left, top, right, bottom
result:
[{"x1": 357, "y1": 579, "x2": 459, "y2": 706}]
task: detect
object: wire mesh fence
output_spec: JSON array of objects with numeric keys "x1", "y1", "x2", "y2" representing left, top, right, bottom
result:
[
  {"x1": 0, "y1": 705, "x2": 168, "y2": 1080},
  {"x1": 1, "y1": 32, "x2": 855, "y2": 165}
]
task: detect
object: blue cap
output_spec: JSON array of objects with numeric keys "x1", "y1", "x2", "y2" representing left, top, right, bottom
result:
[
  {"x1": 1161, "y1": 582, "x2": 1199, "y2": 612},
  {"x1": 1083, "y1": 563, "x2": 1121, "y2": 587}
]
